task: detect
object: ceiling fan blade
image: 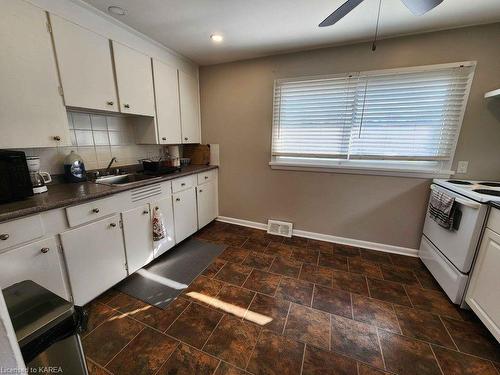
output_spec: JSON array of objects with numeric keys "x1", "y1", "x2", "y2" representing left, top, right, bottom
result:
[
  {"x1": 319, "y1": 0, "x2": 365, "y2": 27},
  {"x1": 400, "y1": 0, "x2": 444, "y2": 15}
]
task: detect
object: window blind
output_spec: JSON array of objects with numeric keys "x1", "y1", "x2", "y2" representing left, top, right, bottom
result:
[{"x1": 272, "y1": 63, "x2": 475, "y2": 167}]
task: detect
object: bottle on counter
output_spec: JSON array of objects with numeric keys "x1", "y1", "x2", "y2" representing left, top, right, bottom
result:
[{"x1": 63, "y1": 150, "x2": 87, "y2": 182}]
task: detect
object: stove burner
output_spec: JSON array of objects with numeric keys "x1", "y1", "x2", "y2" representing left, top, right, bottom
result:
[
  {"x1": 473, "y1": 189, "x2": 500, "y2": 197},
  {"x1": 447, "y1": 180, "x2": 472, "y2": 185},
  {"x1": 479, "y1": 182, "x2": 500, "y2": 188}
]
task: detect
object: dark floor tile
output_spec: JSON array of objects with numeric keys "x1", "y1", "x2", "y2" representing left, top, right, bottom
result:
[
  {"x1": 432, "y1": 345, "x2": 498, "y2": 375},
  {"x1": 241, "y1": 237, "x2": 271, "y2": 252},
  {"x1": 367, "y1": 278, "x2": 412, "y2": 307},
  {"x1": 389, "y1": 254, "x2": 426, "y2": 270},
  {"x1": 312, "y1": 284, "x2": 352, "y2": 319},
  {"x1": 223, "y1": 224, "x2": 255, "y2": 236},
  {"x1": 283, "y1": 236, "x2": 309, "y2": 248},
  {"x1": 107, "y1": 327, "x2": 178, "y2": 375},
  {"x1": 86, "y1": 359, "x2": 110, "y2": 375},
  {"x1": 332, "y1": 270, "x2": 369, "y2": 296},
  {"x1": 157, "y1": 343, "x2": 219, "y2": 375},
  {"x1": 248, "y1": 228, "x2": 282, "y2": 242},
  {"x1": 318, "y1": 253, "x2": 349, "y2": 271},
  {"x1": 243, "y1": 269, "x2": 282, "y2": 295},
  {"x1": 166, "y1": 302, "x2": 223, "y2": 348},
  {"x1": 290, "y1": 246, "x2": 319, "y2": 265},
  {"x1": 302, "y1": 344, "x2": 357, "y2": 375},
  {"x1": 83, "y1": 315, "x2": 143, "y2": 366},
  {"x1": 184, "y1": 275, "x2": 224, "y2": 303},
  {"x1": 246, "y1": 293, "x2": 290, "y2": 333},
  {"x1": 82, "y1": 302, "x2": 117, "y2": 337},
  {"x1": 405, "y1": 286, "x2": 462, "y2": 319},
  {"x1": 379, "y1": 330, "x2": 441, "y2": 375},
  {"x1": 95, "y1": 288, "x2": 120, "y2": 305},
  {"x1": 380, "y1": 264, "x2": 419, "y2": 286},
  {"x1": 242, "y1": 252, "x2": 275, "y2": 270},
  {"x1": 360, "y1": 249, "x2": 393, "y2": 265},
  {"x1": 216, "y1": 284, "x2": 255, "y2": 311},
  {"x1": 218, "y1": 246, "x2": 250, "y2": 263},
  {"x1": 204, "y1": 315, "x2": 261, "y2": 368},
  {"x1": 414, "y1": 270, "x2": 442, "y2": 291},
  {"x1": 352, "y1": 294, "x2": 400, "y2": 333},
  {"x1": 332, "y1": 243, "x2": 361, "y2": 257},
  {"x1": 348, "y1": 258, "x2": 382, "y2": 278},
  {"x1": 284, "y1": 303, "x2": 330, "y2": 350},
  {"x1": 216, "y1": 232, "x2": 248, "y2": 247},
  {"x1": 214, "y1": 362, "x2": 249, "y2": 375},
  {"x1": 299, "y1": 263, "x2": 333, "y2": 287},
  {"x1": 247, "y1": 330, "x2": 305, "y2": 375},
  {"x1": 308, "y1": 239, "x2": 334, "y2": 253},
  {"x1": 276, "y1": 277, "x2": 314, "y2": 306},
  {"x1": 442, "y1": 317, "x2": 500, "y2": 362},
  {"x1": 269, "y1": 256, "x2": 302, "y2": 278},
  {"x1": 330, "y1": 314, "x2": 384, "y2": 368},
  {"x1": 358, "y1": 363, "x2": 392, "y2": 375},
  {"x1": 394, "y1": 305, "x2": 455, "y2": 348},
  {"x1": 214, "y1": 262, "x2": 253, "y2": 286},
  {"x1": 266, "y1": 242, "x2": 295, "y2": 257},
  {"x1": 203, "y1": 258, "x2": 227, "y2": 278}
]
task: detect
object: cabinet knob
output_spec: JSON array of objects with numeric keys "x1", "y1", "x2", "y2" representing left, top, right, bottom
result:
[
  {"x1": 184, "y1": 137, "x2": 188, "y2": 141},
  {"x1": 40, "y1": 247, "x2": 49, "y2": 254},
  {"x1": 0, "y1": 234, "x2": 9, "y2": 241},
  {"x1": 162, "y1": 137, "x2": 167, "y2": 141},
  {"x1": 155, "y1": 206, "x2": 159, "y2": 211},
  {"x1": 124, "y1": 104, "x2": 130, "y2": 109},
  {"x1": 53, "y1": 136, "x2": 61, "y2": 141},
  {"x1": 181, "y1": 183, "x2": 186, "y2": 186},
  {"x1": 109, "y1": 222, "x2": 117, "y2": 228},
  {"x1": 92, "y1": 208, "x2": 100, "y2": 213},
  {"x1": 199, "y1": 189, "x2": 203, "y2": 193},
  {"x1": 204, "y1": 176, "x2": 208, "y2": 180},
  {"x1": 143, "y1": 210, "x2": 149, "y2": 215},
  {"x1": 176, "y1": 198, "x2": 181, "y2": 202},
  {"x1": 106, "y1": 101, "x2": 114, "y2": 106}
]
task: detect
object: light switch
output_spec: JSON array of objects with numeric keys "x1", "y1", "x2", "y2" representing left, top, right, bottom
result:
[{"x1": 457, "y1": 161, "x2": 468, "y2": 174}]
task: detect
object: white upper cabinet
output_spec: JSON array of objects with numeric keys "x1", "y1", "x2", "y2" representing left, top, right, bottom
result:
[
  {"x1": 0, "y1": 0, "x2": 69, "y2": 148},
  {"x1": 179, "y1": 71, "x2": 201, "y2": 144},
  {"x1": 152, "y1": 59, "x2": 182, "y2": 144},
  {"x1": 112, "y1": 41, "x2": 156, "y2": 117},
  {"x1": 50, "y1": 14, "x2": 118, "y2": 112}
]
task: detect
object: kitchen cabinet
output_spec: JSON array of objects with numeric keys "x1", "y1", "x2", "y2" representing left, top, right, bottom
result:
[
  {"x1": 173, "y1": 188, "x2": 198, "y2": 243},
  {"x1": 465, "y1": 227, "x2": 500, "y2": 341},
  {"x1": 0, "y1": 237, "x2": 68, "y2": 300},
  {"x1": 60, "y1": 215, "x2": 127, "y2": 306},
  {"x1": 112, "y1": 41, "x2": 156, "y2": 116},
  {"x1": 151, "y1": 197, "x2": 176, "y2": 258},
  {"x1": 152, "y1": 59, "x2": 182, "y2": 144},
  {"x1": 179, "y1": 71, "x2": 201, "y2": 144},
  {"x1": 122, "y1": 204, "x2": 154, "y2": 274},
  {"x1": 0, "y1": 0, "x2": 69, "y2": 148},
  {"x1": 50, "y1": 14, "x2": 118, "y2": 112},
  {"x1": 197, "y1": 180, "x2": 218, "y2": 229}
]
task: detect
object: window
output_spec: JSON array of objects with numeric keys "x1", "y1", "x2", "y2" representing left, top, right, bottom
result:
[{"x1": 270, "y1": 62, "x2": 475, "y2": 176}]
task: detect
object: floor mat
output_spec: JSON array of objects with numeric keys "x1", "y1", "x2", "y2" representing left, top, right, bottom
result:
[{"x1": 116, "y1": 238, "x2": 226, "y2": 309}]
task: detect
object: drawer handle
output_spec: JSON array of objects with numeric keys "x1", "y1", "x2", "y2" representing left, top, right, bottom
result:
[
  {"x1": 181, "y1": 183, "x2": 186, "y2": 186},
  {"x1": 0, "y1": 234, "x2": 9, "y2": 241},
  {"x1": 41, "y1": 248, "x2": 50, "y2": 254},
  {"x1": 124, "y1": 104, "x2": 130, "y2": 109},
  {"x1": 106, "y1": 101, "x2": 114, "y2": 106},
  {"x1": 109, "y1": 223, "x2": 117, "y2": 228},
  {"x1": 143, "y1": 210, "x2": 149, "y2": 215},
  {"x1": 53, "y1": 136, "x2": 61, "y2": 141},
  {"x1": 162, "y1": 137, "x2": 167, "y2": 141},
  {"x1": 92, "y1": 208, "x2": 100, "y2": 213},
  {"x1": 199, "y1": 189, "x2": 203, "y2": 193},
  {"x1": 204, "y1": 176, "x2": 209, "y2": 180},
  {"x1": 176, "y1": 198, "x2": 181, "y2": 202}
]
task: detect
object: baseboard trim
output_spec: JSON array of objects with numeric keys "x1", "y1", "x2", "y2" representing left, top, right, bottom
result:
[{"x1": 217, "y1": 216, "x2": 419, "y2": 257}]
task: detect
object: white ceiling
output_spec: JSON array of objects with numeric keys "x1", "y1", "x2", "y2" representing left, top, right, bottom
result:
[{"x1": 82, "y1": 0, "x2": 500, "y2": 65}]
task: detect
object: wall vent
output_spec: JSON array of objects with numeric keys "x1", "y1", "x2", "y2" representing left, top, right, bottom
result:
[
  {"x1": 130, "y1": 184, "x2": 162, "y2": 203},
  {"x1": 267, "y1": 220, "x2": 293, "y2": 238}
]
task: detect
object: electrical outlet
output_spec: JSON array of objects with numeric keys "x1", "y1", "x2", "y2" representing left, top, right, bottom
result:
[{"x1": 457, "y1": 161, "x2": 469, "y2": 174}]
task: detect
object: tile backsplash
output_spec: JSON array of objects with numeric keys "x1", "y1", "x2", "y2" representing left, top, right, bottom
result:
[{"x1": 19, "y1": 111, "x2": 165, "y2": 174}]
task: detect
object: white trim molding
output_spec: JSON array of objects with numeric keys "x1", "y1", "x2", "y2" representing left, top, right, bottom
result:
[{"x1": 217, "y1": 216, "x2": 419, "y2": 257}]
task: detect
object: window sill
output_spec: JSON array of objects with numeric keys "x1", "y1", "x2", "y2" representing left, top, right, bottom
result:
[{"x1": 269, "y1": 161, "x2": 454, "y2": 179}]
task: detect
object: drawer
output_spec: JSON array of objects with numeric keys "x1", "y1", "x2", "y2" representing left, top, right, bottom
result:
[
  {"x1": 197, "y1": 169, "x2": 216, "y2": 185},
  {"x1": 66, "y1": 195, "x2": 119, "y2": 227},
  {"x1": 487, "y1": 207, "x2": 500, "y2": 234},
  {"x1": 172, "y1": 175, "x2": 196, "y2": 193},
  {"x1": 0, "y1": 215, "x2": 44, "y2": 252}
]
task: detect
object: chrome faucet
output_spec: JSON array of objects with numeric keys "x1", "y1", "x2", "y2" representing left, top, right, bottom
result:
[{"x1": 105, "y1": 157, "x2": 118, "y2": 174}]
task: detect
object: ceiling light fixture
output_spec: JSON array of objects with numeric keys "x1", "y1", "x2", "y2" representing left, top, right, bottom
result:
[
  {"x1": 108, "y1": 6, "x2": 126, "y2": 16},
  {"x1": 210, "y1": 34, "x2": 223, "y2": 43}
]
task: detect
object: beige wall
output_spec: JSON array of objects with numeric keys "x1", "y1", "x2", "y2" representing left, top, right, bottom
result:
[{"x1": 199, "y1": 23, "x2": 500, "y2": 249}]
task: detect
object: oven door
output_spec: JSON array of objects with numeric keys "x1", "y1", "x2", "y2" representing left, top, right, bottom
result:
[{"x1": 422, "y1": 184, "x2": 487, "y2": 273}]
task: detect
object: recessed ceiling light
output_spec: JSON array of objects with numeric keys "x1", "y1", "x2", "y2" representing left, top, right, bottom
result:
[
  {"x1": 108, "y1": 6, "x2": 126, "y2": 16},
  {"x1": 210, "y1": 34, "x2": 223, "y2": 43}
]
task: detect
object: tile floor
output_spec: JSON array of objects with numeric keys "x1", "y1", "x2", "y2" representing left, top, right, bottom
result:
[{"x1": 82, "y1": 221, "x2": 500, "y2": 375}]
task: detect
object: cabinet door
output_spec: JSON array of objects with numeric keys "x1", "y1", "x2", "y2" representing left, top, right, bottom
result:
[
  {"x1": 0, "y1": 237, "x2": 68, "y2": 300},
  {"x1": 0, "y1": 1, "x2": 69, "y2": 148},
  {"x1": 152, "y1": 59, "x2": 182, "y2": 144},
  {"x1": 179, "y1": 71, "x2": 201, "y2": 144},
  {"x1": 465, "y1": 228, "x2": 500, "y2": 341},
  {"x1": 197, "y1": 181, "x2": 218, "y2": 229},
  {"x1": 173, "y1": 188, "x2": 198, "y2": 243},
  {"x1": 50, "y1": 14, "x2": 118, "y2": 112},
  {"x1": 60, "y1": 215, "x2": 126, "y2": 306},
  {"x1": 122, "y1": 204, "x2": 154, "y2": 274},
  {"x1": 113, "y1": 41, "x2": 155, "y2": 116},
  {"x1": 151, "y1": 197, "x2": 176, "y2": 258}
]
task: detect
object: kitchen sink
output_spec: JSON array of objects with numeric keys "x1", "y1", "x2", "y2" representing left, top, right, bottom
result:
[{"x1": 93, "y1": 173, "x2": 160, "y2": 186}]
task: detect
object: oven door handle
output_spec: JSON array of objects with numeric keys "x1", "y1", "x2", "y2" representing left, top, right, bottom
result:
[{"x1": 430, "y1": 184, "x2": 482, "y2": 209}]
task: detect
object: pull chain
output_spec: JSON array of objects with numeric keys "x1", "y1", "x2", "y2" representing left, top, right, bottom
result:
[{"x1": 372, "y1": 0, "x2": 383, "y2": 51}]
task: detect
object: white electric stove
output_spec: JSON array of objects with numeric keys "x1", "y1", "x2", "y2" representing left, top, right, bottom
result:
[{"x1": 433, "y1": 179, "x2": 500, "y2": 203}]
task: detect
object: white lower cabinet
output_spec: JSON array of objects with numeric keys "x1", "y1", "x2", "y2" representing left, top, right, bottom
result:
[
  {"x1": 0, "y1": 237, "x2": 68, "y2": 300},
  {"x1": 151, "y1": 196, "x2": 176, "y2": 258},
  {"x1": 122, "y1": 204, "x2": 154, "y2": 274},
  {"x1": 197, "y1": 180, "x2": 218, "y2": 229},
  {"x1": 60, "y1": 215, "x2": 127, "y2": 306},
  {"x1": 173, "y1": 188, "x2": 198, "y2": 243},
  {"x1": 465, "y1": 228, "x2": 500, "y2": 341}
]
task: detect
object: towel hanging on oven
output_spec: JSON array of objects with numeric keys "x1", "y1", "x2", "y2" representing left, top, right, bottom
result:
[{"x1": 429, "y1": 189, "x2": 456, "y2": 230}]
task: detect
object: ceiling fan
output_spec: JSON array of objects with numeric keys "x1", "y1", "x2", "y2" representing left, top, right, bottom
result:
[{"x1": 319, "y1": 0, "x2": 444, "y2": 27}]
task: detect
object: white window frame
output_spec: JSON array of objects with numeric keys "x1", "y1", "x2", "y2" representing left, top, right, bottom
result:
[{"x1": 269, "y1": 61, "x2": 476, "y2": 178}]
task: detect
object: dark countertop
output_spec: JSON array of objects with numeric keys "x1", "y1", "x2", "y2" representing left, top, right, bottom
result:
[{"x1": 0, "y1": 165, "x2": 217, "y2": 223}]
